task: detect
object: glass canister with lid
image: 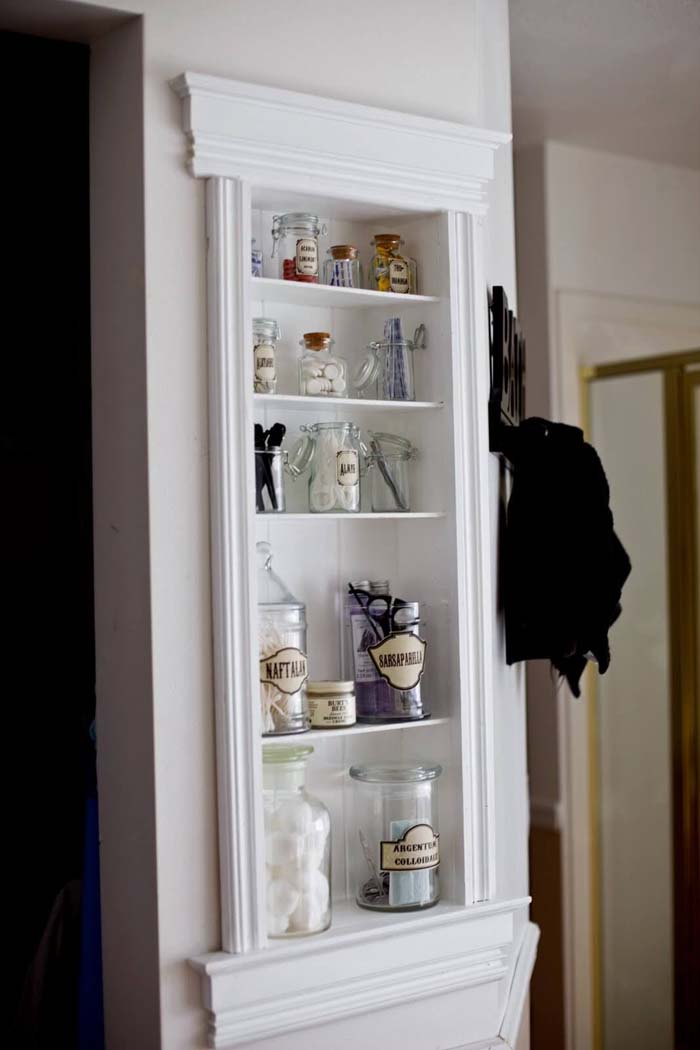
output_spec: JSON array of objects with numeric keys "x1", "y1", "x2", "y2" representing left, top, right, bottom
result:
[
  {"x1": 365, "y1": 431, "x2": 417, "y2": 513},
  {"x1": 263, "y1": 744, "x2": 331, "y2": 937},
  {"x1": 253, "y1": 317, "x2": 280, "y2": 394},
  {"x1": 323, "y1": 244, "x2": 362, "y2": 288},
  {"x1": 271, "y1": 212, "x2": 326, "y2": 283},
  {"x1": 349, "y1": 762, "x2": 442, "y2": 911},
  {"x1": 368, "y1": 234, "x2": 417, "y2": 294},
  {"x1": 289, "y1": 422, "x2": 364, "y2": 513},
  {"x1": 298, "y1": 332, "x2": 348, "y2": 397},
  {"x1": 257, "y1": 542, "x2": 310, "y2": 735},
  {"x1": 354, "y1": 320, "x2": 426, "y2": 402}
]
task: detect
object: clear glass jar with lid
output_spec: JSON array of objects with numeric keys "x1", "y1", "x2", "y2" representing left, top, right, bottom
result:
[
  {"x1": 253, "y1": 317, "x2": 280, "y2": 394},
  {"x1": 257, "y1": 542, "x2": 310, "y2": 735},
  {"x1": 368, "y1": 234, "x2": 417, "y2": 294},
  {"x1": 289, "y1": 422, "x2": 364, "y2": 513},
  {"x1": 354, "y1": 322, "x2": 426, "y2": 402},
  {"x1": 298, "y1": 332, "x2": 348, "y2": 397},
  {"x1": 349, "y1": 762, "x2": 442, "y2": 911},
  {"x1": 271, "y1": 212, "x2": 326, "y2": 283},
  {"x1": 323, "y1": 244, "x2": 362, "y2": 288},
  {"x1": 263, "y1": 744, "x2": 331, "y2": 937},
  {"x1": 365, "y1": 431, "x2": 417, "y2": 512}
]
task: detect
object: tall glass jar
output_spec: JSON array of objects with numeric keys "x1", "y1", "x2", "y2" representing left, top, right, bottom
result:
[
  {"x1": 349, "y1": 762, "x2": 442, "y2": 911},
  {"x1": 289, "y1": 422, "x2": 364, "y2": 513},
  {"x1": 257, "y1": 542, "x2": 310, "y2": 735},
  {"x1": 253, "y1": 317, "x2": 280, "y2": 394},
  {"x1": 323, "y1": 244, "x2": 362, "y2": 288},
  {"x1": 368, "y1": 234, "x2": 417, "y2": 294},
  {"x1": 263, "y1": 744, "x2": 331, "y2": 937},
  {"x1": 271, "y1": 213, "x2": 325, "y2": 283},
  {"x1": 346, "y1": 583, "x2": 429, "y2": 721},
  {"x1": 298, "y1": 332, "x2": 348, "y2": 397}
]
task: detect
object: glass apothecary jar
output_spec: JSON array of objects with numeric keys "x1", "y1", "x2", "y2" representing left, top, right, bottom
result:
[
  {"x1": 366, "y1": 432, "x2": 417, "y2": 513},
  {"x1": 345, "y1": 582, "x2": 429, "y2": 721},
  {"x1": 368, "y1": 234, "x2": 417, "y2": 294},
  {"x1": 289, "y1": 422, "x2": 364, "y2": 513},
  {"x1": 298, "y1": 332, "x2": 348, "y2": 397},
  {"x1": 349, "y1": 762, "x2": 441, "y2": 911},
  {"x1": 271, "y1": 212, "x2": 326, "y2": 283},
  {"x1": 263, "y1": 744, "x2": 331, "y2": 938},
  {"x1": 257, "y1": 542, "x2": 310, "y2": 735},
  {"x1": 354, "y1": 322, "x2": 426, "y2": 402},
  {"x1": 323, "y1": 244, "x2": 362, "y2": 288},
  {"x1": 253, "y1": 317, "x2": 280, "y2": 394}
]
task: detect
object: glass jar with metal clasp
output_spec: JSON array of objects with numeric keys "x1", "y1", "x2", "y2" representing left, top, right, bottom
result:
[
  {"x1": 354, "y1": 322, "x2": 426, "y2": 402},
  {"x1": 289, "y1": 422, "x2": 365, "y2": 513},
  {"x1": 365, "y1": 431, "x2": 417, "y2": 513},
  {"x1": 272, "y1": 213, "x2": 327, "y2": 283}
]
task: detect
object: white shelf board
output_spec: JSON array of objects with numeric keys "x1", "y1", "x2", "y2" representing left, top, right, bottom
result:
[
  {"x1": 251, "y1": 276, "x2": 443, "y2": 309},
  {"x1": 264, "y1": 716, "x2": 449, "y2": 745},
  {"x1": 257, "y1": 512, "x2": 445, "y2": 521},
  {"x1": 254, "y1": 393, "x2": 444, "y2": 411}
]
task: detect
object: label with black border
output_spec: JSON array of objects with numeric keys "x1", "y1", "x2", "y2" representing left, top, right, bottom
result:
[
  {"x1": 368, "y1": 631, "x2": 427, "y2": 691},
  {"x1": 380, "y1": 823, "x2": 439, "y2": 871},
  {"x1": 259, "y1": 646, "x2": 309, "y2": 696}
]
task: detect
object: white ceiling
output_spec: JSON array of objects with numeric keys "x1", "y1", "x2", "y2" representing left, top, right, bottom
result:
[{"x1": 509, "y1": 0, "x2": 700, "y2": 169}]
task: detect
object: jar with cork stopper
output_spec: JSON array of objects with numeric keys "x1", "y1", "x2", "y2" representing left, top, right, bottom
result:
[
  {"x1": 323, "y1": 244, "x2": 362, "y2": 288},
  {"x1": 298, "y1": 332, "x2": 348, "y2": 398},
  {"x1": 368, "y1": 234, "x2": 417, "y2": 294}
]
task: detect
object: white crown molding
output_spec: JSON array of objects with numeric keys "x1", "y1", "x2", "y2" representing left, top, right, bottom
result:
[
  {"x1": 171, "y1": 73, "x2": 510, "y2": 213},
  {"x1": 192, "y1": 899, "x2": 531, "y2": 1048}
]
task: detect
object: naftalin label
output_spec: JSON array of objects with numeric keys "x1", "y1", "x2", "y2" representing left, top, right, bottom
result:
[
  {"x1": 259, "y1": 646, "x2": 309, "y2": 696},
  {"x1": 368, "y1": 631, "x2": 427, "y2": 690},
  {"x1": 380, "y1": 823, "x2": 439, "y2": 871},
  {"x1": 296, "y1": 237, "x2": 318, "y2": 276},
  {"x1": 336, "y1": 450, "x2": 359, "y2": 487}
]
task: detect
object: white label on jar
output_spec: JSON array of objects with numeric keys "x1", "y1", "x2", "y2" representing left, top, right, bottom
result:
[
  {"x1": 380, "y1": 823, "x2": 439, "y2": 871},
  {"x1": 254, "y1": 341, "x2": 276, "y2": 381},
  {"x1": 336, "y1": 450, "x2": 359, "y2": 487},
  {"x1": 389, "y1": 258, "x2": 410, "y2": 293},
  {"x1": 368, "y1": 631, "x2": 427, "y2": 690},
  {"x1": 259, "y1": 646, "x2": 309, "y2": 696},
  {"x1": 308, "y1": 693, "x2": 356, "y2": 728},
  {"x1": 296, "y1": 237, "x2": 318, "y2": 276}
]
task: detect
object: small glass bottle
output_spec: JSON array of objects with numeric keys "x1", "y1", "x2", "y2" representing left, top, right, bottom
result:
[
  {"x1": 253, "y1": 317, "x2": 280, "y2": 394},
  {"x1": 368, "y1": 234, "x2": 417, "y2": 294},
  {"x1": 349, "y1": 762, "x2": 442, "y2": 911},
  {"x1": 298, "y1": 332, "x2": 348, "y2": 398},
  {"x1": 263, "y1": 744, "x2": 331, "y2": 938},
  {"x1": 271, "y1": 212, "x2": 325, "y2": 283},
  {"x1": 289, "y1": 422, "x2": 364, "y2": 513},
  {"x1": 257, "y1": 542, "x2": 310, "y2": 735},
  {"x1": 323, "y1": 245, "x2": 362, "y2": 288}
]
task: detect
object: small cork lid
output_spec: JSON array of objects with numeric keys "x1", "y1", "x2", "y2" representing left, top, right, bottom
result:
[
  {"x1": 373, "y1": 233, "x2": 402, "y2": 247},
  {"x1": 302, "y1": 331, "x2": 332, "y2": 351},
  {"x1": 329, "y1": 244, "x2": 359, "y2": 260}
]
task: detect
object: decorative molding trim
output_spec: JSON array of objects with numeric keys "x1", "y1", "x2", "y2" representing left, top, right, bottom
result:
[
  {"x1": 172, "y1": 73, "x2": 510, "y2": 212},
  {"x1": 499, "y1": 922, "x2": 540, "y2": 1048},
  {"x1": 192, "y1": 901, "x2": 530, "y2": 1048},
  {"x1": 206, "y1": 178, "x2": 266, "y2": 953},
  {"x1": 448, "y1": 211, "x2": 497, "y2": 901}
]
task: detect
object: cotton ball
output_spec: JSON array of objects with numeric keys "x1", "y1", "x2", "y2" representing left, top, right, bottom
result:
[
  {"x1": 267, "y1": 878, "x2": 299, "y2": 919},
  {"x1": 267, "y1": 911, "x2": 289, "y2": 937},
  {"x1": 289, "y1": 893, "x2": 325, "y2": 934},
  {"x1": 323, "y1": 362, "x2": 340, "y2": 381},
  {"x1": 306, "y1": 378, "x2": 323, "y2": 395},
  {"x1": 265, "y1": 830, "x2": 302, "y2": 867},
  {"x1": 274, "y1": 798, "x2": 313, "y2": 836},
  {"x1": 295, "y1": 869, "x2": 330, "y2": 911},
  {"x1": 331, "y1": 377, "x2": 346, "y2": 393}
]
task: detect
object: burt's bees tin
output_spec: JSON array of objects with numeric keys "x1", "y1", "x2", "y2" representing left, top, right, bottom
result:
[{"x1": 307, "y1": 681, "x2": 356, "y2": 729}]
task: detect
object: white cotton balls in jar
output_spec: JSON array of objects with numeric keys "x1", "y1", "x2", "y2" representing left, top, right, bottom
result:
[
  {"x1": 263, "y1": 744, "x2": 332, "y2": 938},
  {"x1": 298, "y1": 332, "x2": 348, "y2": 398}
]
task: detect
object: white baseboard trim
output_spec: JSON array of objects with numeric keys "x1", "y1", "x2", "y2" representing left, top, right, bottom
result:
[{"x1": 498, "y1": 921, "x2": 540, "y2": 1047}]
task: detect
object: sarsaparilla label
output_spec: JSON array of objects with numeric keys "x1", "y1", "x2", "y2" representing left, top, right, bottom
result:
[
  {"x1": 368, "y1": 631, "x2": 427, "y2": 691},
  {"x1": 380, "y1": 823, "x2": 439, "y2": 871},
  {"x1": 259, "y1": 646, "x2": 309, "y2": 696}
]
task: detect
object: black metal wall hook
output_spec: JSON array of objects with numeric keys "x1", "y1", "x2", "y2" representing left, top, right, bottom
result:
[{"x1": 488, "y1": 286, "x2": 526, "y2": 466}]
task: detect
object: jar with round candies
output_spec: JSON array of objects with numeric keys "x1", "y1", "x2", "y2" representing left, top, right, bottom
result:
[
  {"x1": 271, "y1": 213, "x2": 326, "y2": 283},
  {"x1": 298, "y1": 332, "x2": 348, "y2": 398},
  {"x1": 253, "y1": 317, "x2": 280, "y2": 394}
]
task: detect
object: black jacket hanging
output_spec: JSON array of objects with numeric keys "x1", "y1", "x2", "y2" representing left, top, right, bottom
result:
[{"x1": 502, "y1": 417, "x2": 631, "y2": 696}]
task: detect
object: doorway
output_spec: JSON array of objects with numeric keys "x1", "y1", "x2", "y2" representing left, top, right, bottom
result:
[{"x1": 582, "y1": 350, "x2": 700, "y2": 1050}]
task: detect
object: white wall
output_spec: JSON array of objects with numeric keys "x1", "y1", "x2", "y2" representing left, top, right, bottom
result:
[{"x1": 84, "y1": 2, "x2": 524, "y2": 1046}]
